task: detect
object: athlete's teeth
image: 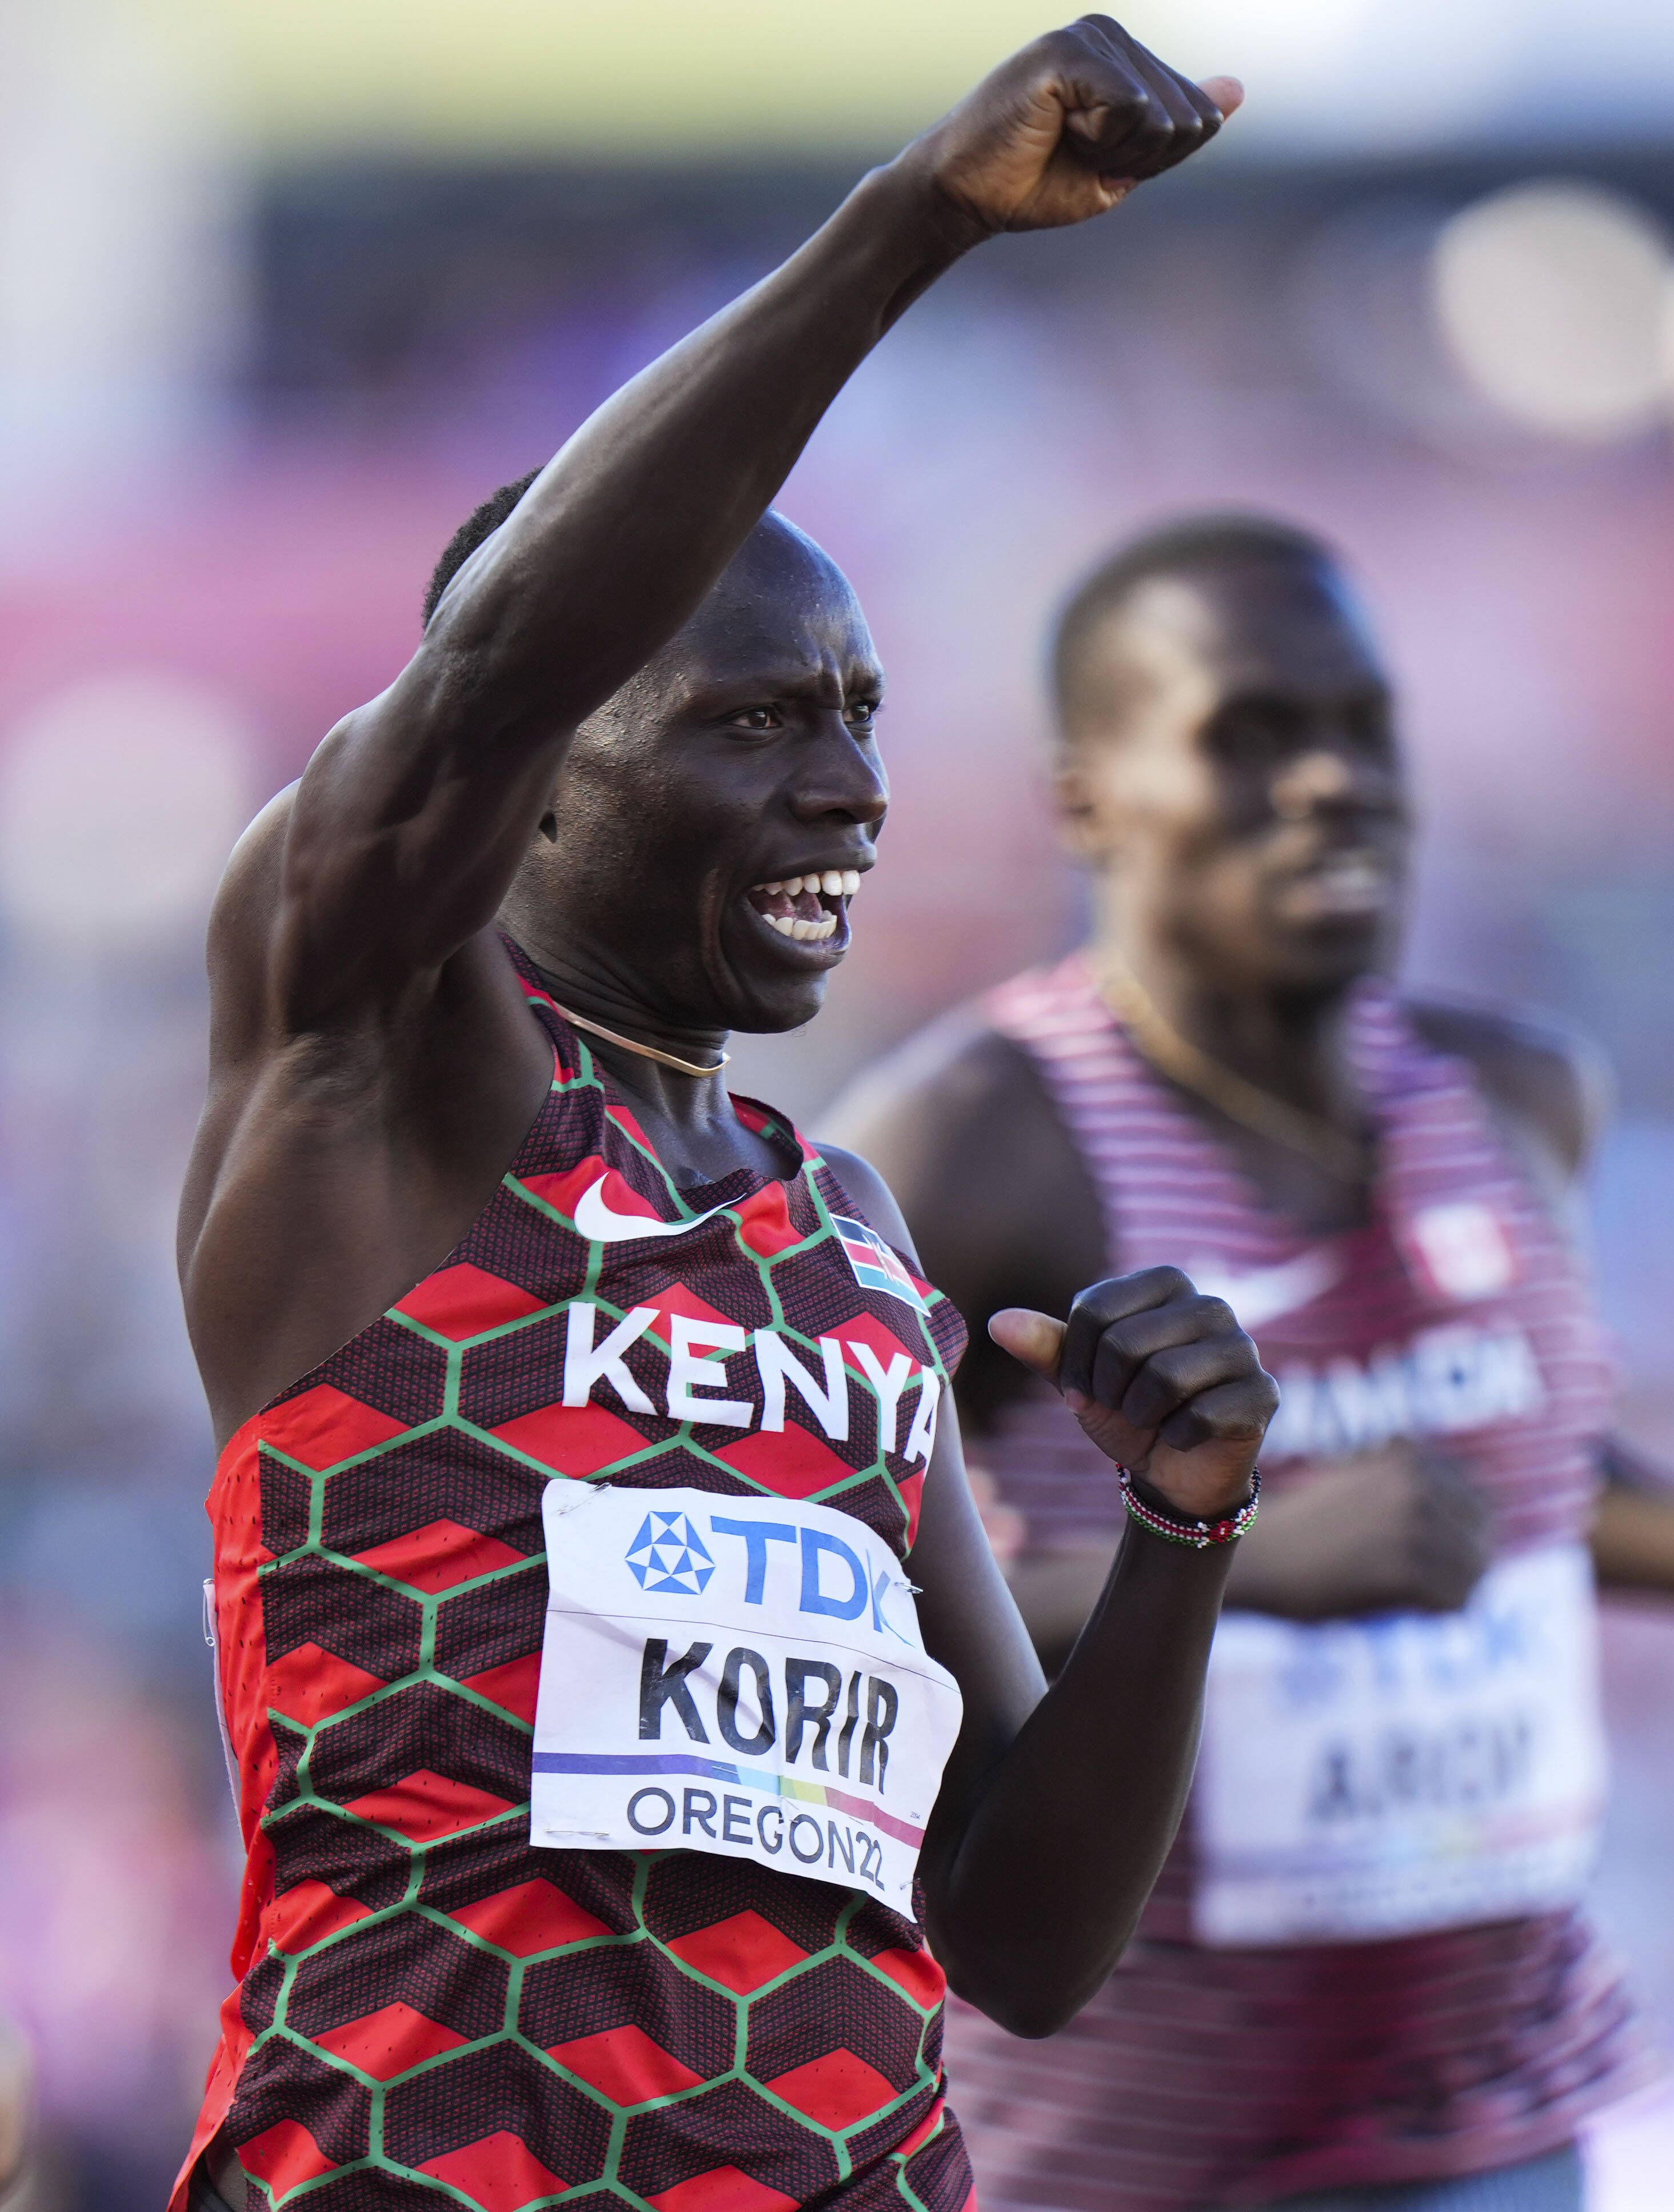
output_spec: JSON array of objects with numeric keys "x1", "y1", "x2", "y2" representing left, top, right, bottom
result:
[
  {"x1": 748, "y1": 873, "x2": 857, "y2": 928},
  {"x1": 750, "y1": 871, "x2": 864, "y2": 900}
]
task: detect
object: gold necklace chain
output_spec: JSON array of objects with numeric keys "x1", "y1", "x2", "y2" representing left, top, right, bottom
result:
[
  {"x1": 555, "y1": 1002, "x2": 730, "y2": 1079},
  {"x1": 1096, "y1": 955, "x2": 1371, "y2": 1185}
]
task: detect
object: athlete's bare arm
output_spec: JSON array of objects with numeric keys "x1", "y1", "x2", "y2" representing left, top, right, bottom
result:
[
  {"x1": 1412, "y1": 999, "x2": 1674, "y2": 1597},
  {"x1": 825, "y1": 1145, "x2": 1275, "y2": 2037},
  {"x1": 179, "y1": 23, "x2": 1238, "y2": 1446}
]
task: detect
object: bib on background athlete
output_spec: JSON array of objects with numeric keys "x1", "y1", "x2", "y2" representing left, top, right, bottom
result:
[{"x1": 1194, "y1": 1542, "x2": 1605, "y2": 1945}]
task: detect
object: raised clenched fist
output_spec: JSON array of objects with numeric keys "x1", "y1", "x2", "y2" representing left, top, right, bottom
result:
[
  {"x1": 896, "y1": 15, "x2": 1241, "y2": 239},
  {"x1": 992, "y1": 1265, "x2": 1276, "y2": 1523}
]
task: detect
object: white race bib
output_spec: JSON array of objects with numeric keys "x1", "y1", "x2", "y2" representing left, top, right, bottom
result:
[
  {"x1": 1194, "y1": 1543, "x2": 1606, "y2": 1946},
  {"x1": 531, "y1": 1482, "x2": 964, "y2": 1909}
]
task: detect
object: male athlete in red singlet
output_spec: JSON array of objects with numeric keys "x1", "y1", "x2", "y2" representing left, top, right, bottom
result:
[
  {"x1": 832, "y1": 518, "x2": 1674, "y2": 2212},
  {"x1": 174, "y1": 30, "x2": 1284, "y2": 2212}
]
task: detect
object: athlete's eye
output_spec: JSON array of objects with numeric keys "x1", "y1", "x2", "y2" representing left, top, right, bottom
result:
[
  {"x1": 1208, "y1": 700, "x2": 1293, "y2": 770},
  {"x1": 845, "y1": 701, "x2": 880, "y2": 730},
  {"x1": 726, "y1": 706, "x2": 782, "y2": 733}
]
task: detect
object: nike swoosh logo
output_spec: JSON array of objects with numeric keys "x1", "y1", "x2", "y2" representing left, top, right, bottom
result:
[
  {"x1": 1188, "y1": 1247, "x2": 1341, "y2": 1332},
  {"x1": 573, "y1": 1174, "x2": 733, "y2": 1245}
]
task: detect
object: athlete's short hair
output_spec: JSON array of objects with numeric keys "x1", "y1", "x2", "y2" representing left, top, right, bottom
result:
[
  {"x1": 423, "y1": 468, "x2": 542, "y2": 628},
  {"x1": 1051, "y1": 514, "x2": 1340, "y2": 742}
]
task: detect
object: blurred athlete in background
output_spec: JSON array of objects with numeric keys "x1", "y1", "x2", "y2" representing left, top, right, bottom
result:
[
  {"x1": 171, "y1": 34, "x2": 1281, "y2": 2212},
  {"x1": 830, "y1": 517, "x2": 1674, "y2": 2212}
]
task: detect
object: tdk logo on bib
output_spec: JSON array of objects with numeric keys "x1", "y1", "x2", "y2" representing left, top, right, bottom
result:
[
  {"x1": 532, "y1": 1482, "x2": 964, "y2": 1906},
  {"x1": 626, "y1": 1511, "x2": 714, "y2": 1595}
]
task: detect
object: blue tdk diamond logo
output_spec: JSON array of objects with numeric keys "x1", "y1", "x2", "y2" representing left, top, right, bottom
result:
[{"x1": 625, "y1": 1510, "x2": 714, "y2": 1596}]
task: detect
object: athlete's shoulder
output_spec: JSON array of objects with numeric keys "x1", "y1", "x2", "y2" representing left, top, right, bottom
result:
[
  {"x1": 1404, "y1": 991, "x2": 1611, "y2": 1180},
  {"x1": 214, "y1": 779, "x2": 296, "y2": 912},
  {"x1": 203, "y1": 782, "x2": 299, "y2": 1054},
  {"x1": 821, "y1": 1003, "x2": 1090, "y2": 1255},
  {"x1": 822, "y1": 1003, "x2": 1060, "y2": 1173},
  {"x1": 820, "y1": 998, "x2": 1105, "y2": 1348},
  {"x1": 816, "y1": 1141, "x2": 922, "y2": 1271}
]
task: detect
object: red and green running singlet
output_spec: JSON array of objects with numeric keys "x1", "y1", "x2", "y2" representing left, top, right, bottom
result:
[{"x1": 176, "y1": 937, "x2": 974, "y2": 2212}]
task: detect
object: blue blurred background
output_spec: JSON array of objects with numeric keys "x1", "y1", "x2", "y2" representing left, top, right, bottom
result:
[{"x1": 4, "y1": 3, "x2": 1674, "y2": 2205}]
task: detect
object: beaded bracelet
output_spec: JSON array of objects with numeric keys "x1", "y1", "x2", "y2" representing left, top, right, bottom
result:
[{"x1": 1117, "y1": 1463, "x2": 1261, "y2": 1549}]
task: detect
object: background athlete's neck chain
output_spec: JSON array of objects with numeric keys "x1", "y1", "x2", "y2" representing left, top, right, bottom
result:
[
  {"x1": 556, "y1": 1001, "x2": 730, "y2": 1079},
  {"x1": 1096, "y1": 954, "x2": 1371, "y2": 1186}
]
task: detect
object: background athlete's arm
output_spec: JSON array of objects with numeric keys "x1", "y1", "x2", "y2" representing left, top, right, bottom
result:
[
  {"x1": 272, "y1": 25, "x2": 1235, "y2": 1030},
  {"x1": 1415, "y1": 1001, "x2": 1674, "y2": 1596},
  {"x1": 825, "y1": 1147, "x2": 1275, "y2": 2038}
]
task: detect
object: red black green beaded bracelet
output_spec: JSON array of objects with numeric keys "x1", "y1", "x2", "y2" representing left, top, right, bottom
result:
[{"x1": 1117, "y1": 1464, "x2": 1261, "y2": 1548}]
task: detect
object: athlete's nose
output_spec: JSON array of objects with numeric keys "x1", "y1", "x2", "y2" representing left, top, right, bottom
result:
[
  {"x1": 790, "y1": 718, "x2": 889, "y2": 828},
  {"x1": 1271, "y1": 744, "x2": 1398, "y2": 822}
]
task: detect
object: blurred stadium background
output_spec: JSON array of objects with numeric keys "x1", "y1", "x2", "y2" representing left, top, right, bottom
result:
[{"x1": 5, "y1": 2, "x2": 1674, "y2": 2205}]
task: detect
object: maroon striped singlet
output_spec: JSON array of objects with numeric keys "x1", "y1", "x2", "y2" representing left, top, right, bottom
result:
[
  {"x1": 175, "y1": 939, "x2": 973, "y2": 2212},
  {"x1": 943, "y1": 953, "x2": 1650, "y2": 2209}
]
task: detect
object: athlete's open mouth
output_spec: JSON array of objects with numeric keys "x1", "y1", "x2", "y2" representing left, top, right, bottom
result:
[{"x1": 744, "y1": 869, "x2": 861, "y2": 946}]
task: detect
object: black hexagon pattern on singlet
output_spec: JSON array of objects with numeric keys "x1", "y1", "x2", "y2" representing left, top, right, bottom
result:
[{"x1": 210, "y1": 943, "x2": 971, "y2": 2211}]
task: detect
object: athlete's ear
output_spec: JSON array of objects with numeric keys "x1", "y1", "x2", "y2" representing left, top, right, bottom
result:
[{"x1": 1054, "y1": 753, "x2": 1110, "y2": 863}]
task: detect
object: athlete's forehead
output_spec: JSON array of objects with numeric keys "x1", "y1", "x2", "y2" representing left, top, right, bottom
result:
[
  {"x1": 658, "y1": 521, "x2": 880, "y2": 704},
  {"x1": 1082, "y1": 558, "x2": 1391, "y2": 732}
]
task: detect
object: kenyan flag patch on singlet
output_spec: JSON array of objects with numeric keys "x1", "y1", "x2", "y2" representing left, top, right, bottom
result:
[{"x1": 833, "y1": 1215, "x2": 928, "y2": 1312}]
